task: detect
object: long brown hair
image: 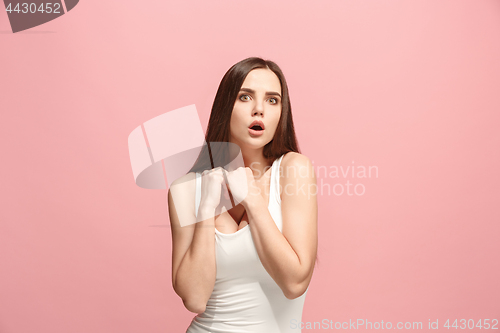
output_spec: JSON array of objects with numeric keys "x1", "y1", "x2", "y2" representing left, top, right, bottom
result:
[
  {"x1": 188, "y1": 57, "x2": 300, "y2": 173},
  {"x1": 186, "y1": 57, "x2": 319, "y2": 267}
]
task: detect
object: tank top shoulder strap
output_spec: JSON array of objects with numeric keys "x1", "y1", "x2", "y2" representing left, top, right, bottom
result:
[{"x1": 270, "y1": 154, "x2": 286, "y2": 205}]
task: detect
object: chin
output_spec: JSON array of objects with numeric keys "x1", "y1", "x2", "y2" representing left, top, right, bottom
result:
[
  {"x1": 231, "y1": 131, "x2": 272, "y2": 151},
  {"x1": 245, "y1": 139, "x2": 272, "y2": 150}
]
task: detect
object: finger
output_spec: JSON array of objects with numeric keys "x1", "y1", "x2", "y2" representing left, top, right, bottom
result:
[
  {"x1": 222, "y1": 169, "x2": 233, "y2": 192},
  {"x1": 222, "y1": 181, "x2": 230, "y2": 200},
  {"x1": 222, "y1": 174, "x2": 236, "y2": 208}
]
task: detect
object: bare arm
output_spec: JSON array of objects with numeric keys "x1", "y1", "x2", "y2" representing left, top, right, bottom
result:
[
  {"x1": 168, "y1": 174, "x2": 217, "y2": 314},
  {"x1": 243, "y1": 153, "x2": 318, "y2": 299}
]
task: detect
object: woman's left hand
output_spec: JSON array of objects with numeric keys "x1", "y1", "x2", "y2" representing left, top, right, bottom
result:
[{"x1": 224, "y1": 166, "x2": 263, "y2": 208}]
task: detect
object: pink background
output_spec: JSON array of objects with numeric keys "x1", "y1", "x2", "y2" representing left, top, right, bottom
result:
[{"x1": 1, "y1": 0, "x2": 499, "y2": 332}]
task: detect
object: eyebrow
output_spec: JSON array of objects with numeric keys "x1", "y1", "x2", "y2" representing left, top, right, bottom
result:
[{"x1": 239, "y1": 88, "x2": 281, "y2": 98}]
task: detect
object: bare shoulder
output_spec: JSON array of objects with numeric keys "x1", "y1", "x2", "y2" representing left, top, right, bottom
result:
[
  {"x1": 279, "y1": 152, "x2": 316, "y2": 199},
  {"x1": 170, "y1": 171, "x2": 197, "y2": 188},
  {"x1": 280, "y1": 152, "x2": 315, "y2": 180},
  {"x1": 281, "y1": 152, "x2": 312, "y2": 168},
  {"x1": 168, "y1": 172, "x2": 197, "y2": 205}
]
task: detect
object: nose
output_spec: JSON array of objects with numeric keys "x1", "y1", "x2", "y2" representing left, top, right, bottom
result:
[{"x1": 253, "y1": 99, "x2": 264, "y2": 116}]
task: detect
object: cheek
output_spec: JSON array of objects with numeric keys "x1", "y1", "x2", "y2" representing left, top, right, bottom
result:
[
  {"x1": 230, "y1": 108, "x2": 243, "y2": 124},
  {"x1": 266, "y1": 118, "x2": 280, "y2": 139},
  {"x1": 229, "y1": 110, "x2": 245, "y2": 136},
  {"x1": 271, "y1": 113, "x2": 281, "y2": 131},
  {"x1": 229, "y1": 109, "x2": 238, "y2": 126}
]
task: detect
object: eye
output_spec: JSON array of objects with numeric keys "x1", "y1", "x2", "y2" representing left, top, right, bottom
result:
[
  {"x1": 269, "y1": 97, "x2": 279, "y2": 104},
  {"x1": 239, "y1": 94, "x2": 250, "y2": 101}
]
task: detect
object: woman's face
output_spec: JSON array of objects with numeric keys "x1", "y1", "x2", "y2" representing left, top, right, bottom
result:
[{"x1": 229, "y1": 68, "x2": 282, "y2": 152}]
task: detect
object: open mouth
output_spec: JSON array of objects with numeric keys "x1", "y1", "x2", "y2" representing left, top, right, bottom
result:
[
  {"x1": 249, "y1": 120, "x2": 265, "y2": 131},
  {"x1": 248, "y1": 121, "x2": 265, "y2": 136}
]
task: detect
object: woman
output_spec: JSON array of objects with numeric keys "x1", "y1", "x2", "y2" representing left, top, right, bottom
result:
[{"x1": 168, "y1": 57, "x2": 318, "y2": 332}]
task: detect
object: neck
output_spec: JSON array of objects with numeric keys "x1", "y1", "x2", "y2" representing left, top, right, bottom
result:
[{"x1": 240, "y1": 147, "x2": 272, "y2": 180}]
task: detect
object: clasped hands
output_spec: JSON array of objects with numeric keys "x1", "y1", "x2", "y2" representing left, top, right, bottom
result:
[{"x1": 199, "y1": 166, "x2": 263, "y2": 214}]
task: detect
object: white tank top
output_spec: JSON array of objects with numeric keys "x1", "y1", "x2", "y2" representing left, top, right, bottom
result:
[{"x1": 186, "y1": 154, "x2": 308, "y2": 333}]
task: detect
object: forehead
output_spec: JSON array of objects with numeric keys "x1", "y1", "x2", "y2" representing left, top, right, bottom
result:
[{"x1": 241, "y1": 68, "x2": 281, "y2": 92}]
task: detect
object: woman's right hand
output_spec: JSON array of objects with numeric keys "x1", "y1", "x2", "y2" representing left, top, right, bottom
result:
[{"x1": 199, "y1": 167, "x2": 227, "y2": 213}]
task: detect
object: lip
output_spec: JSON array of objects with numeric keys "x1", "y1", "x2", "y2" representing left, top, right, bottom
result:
[
  {"x1": 248, "y1": 120, "x2": 265, "y2": 137},
  {"x1": 248, "y1": 120, "x2": 265, "y2": 130},
  {"x1": 248, "y1": 127, "x2": 265, "y2": 136}
]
